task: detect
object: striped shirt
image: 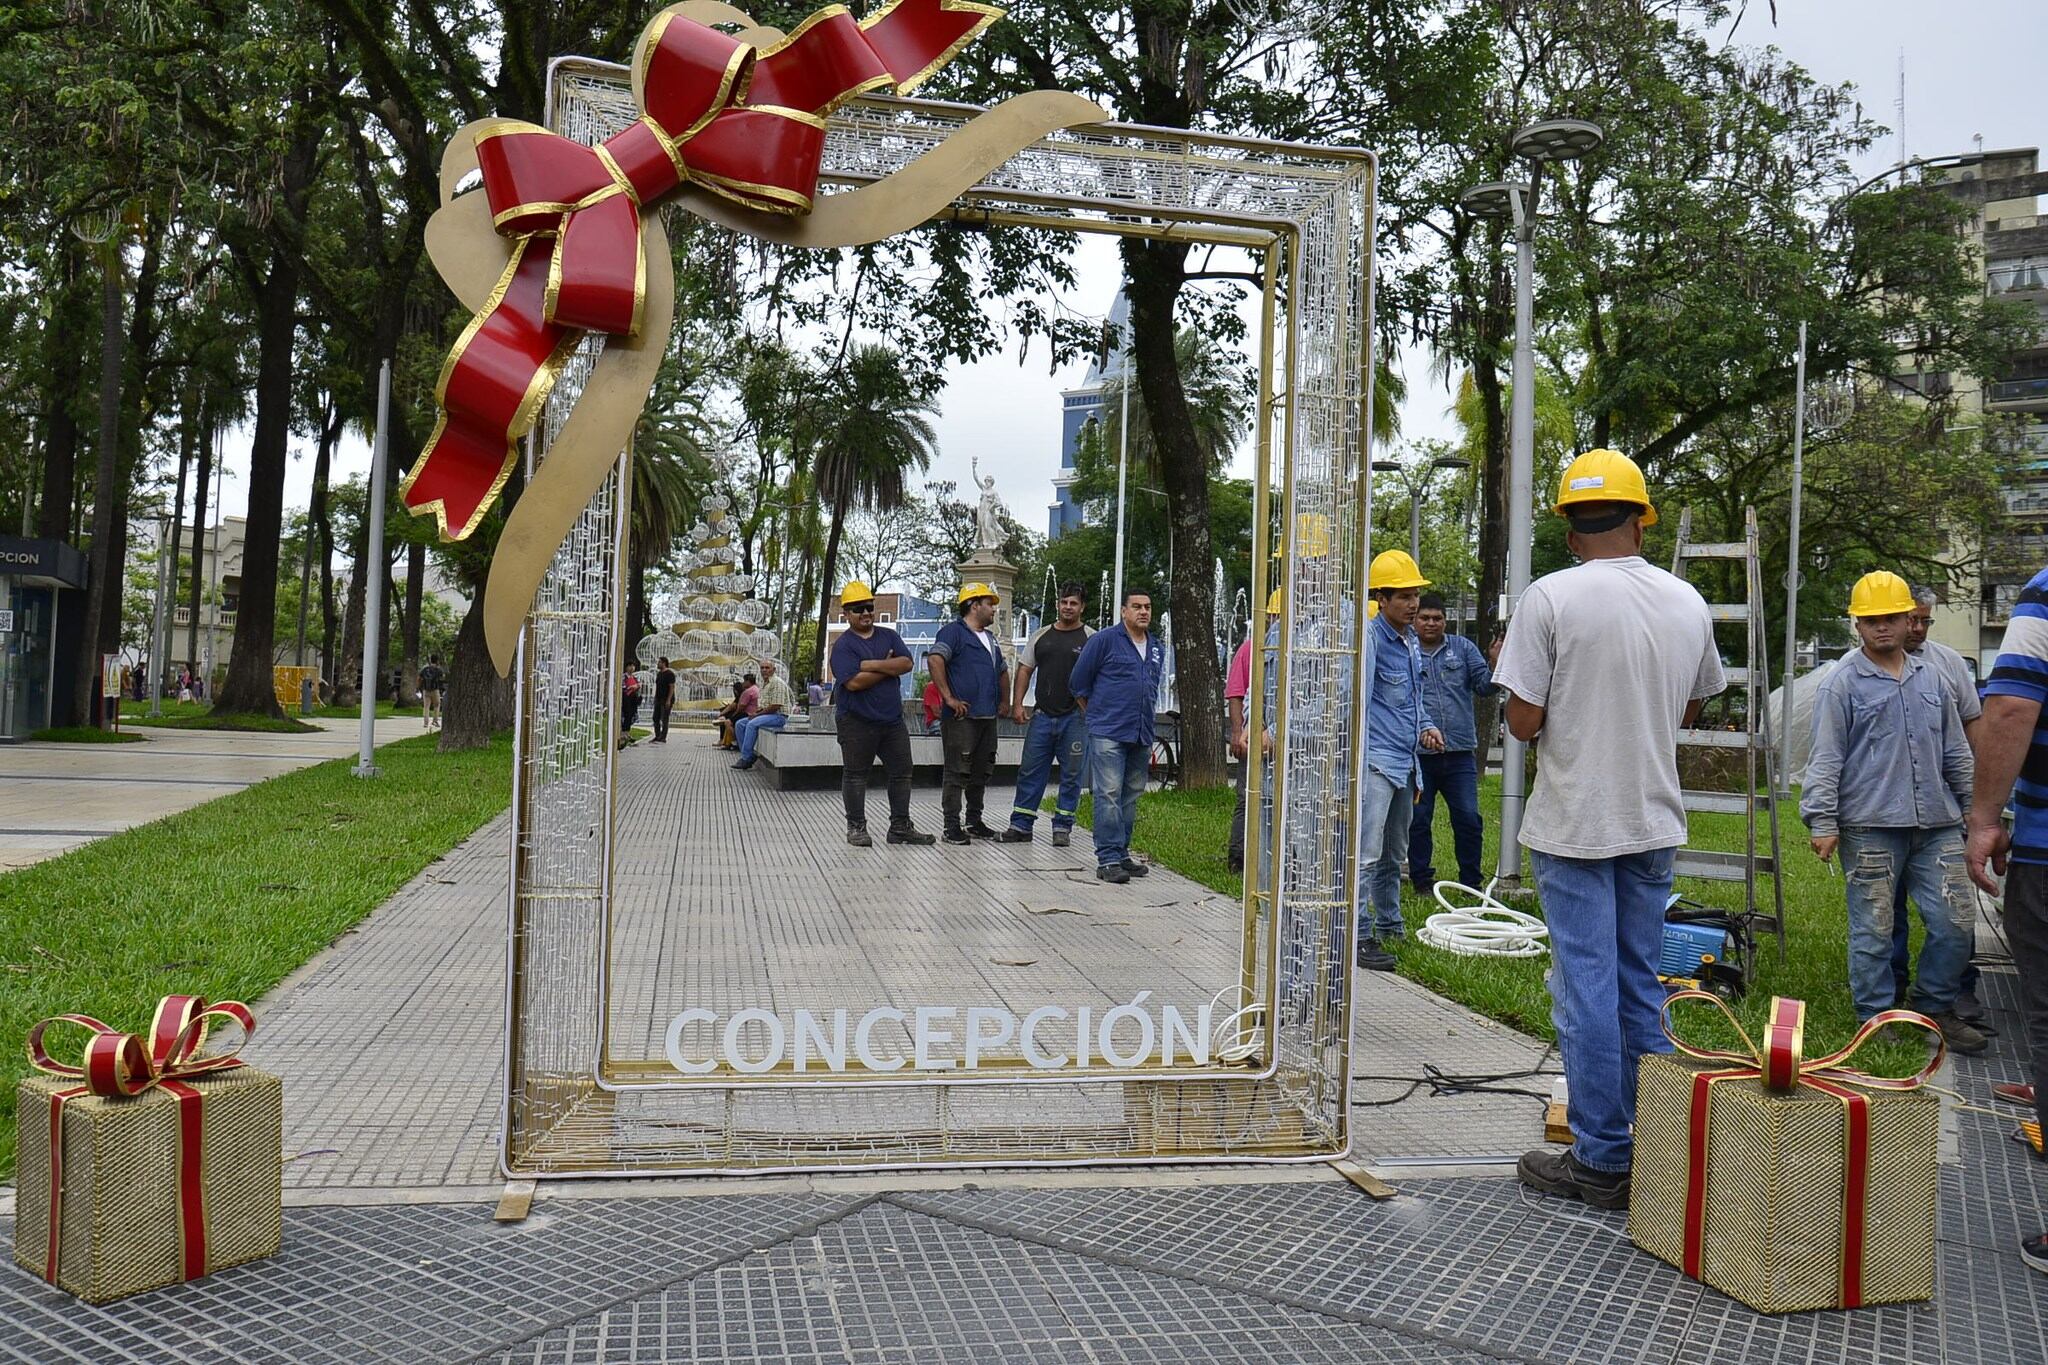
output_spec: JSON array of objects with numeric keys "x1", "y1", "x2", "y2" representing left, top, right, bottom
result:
[{"x1": 1984, "y1": 567, "x2": 2048, "y2": 863}]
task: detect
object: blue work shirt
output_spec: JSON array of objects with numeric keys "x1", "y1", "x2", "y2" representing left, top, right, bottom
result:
[
  {"x1": 928, "y1": 619, "x2": 1008, "y2": 718},
  {"x1": 1366, "y1": 613, "x2": 1436, "y2": 785},
  {"x1": 830, "y1": 626, "x2": 914, "y2": 725},
  {"x1": 1418, "y1": 634, "x2": 1495, "y2": 754},
  {"x1": 1069, "y1": 624, "x2": 1165, "y2": 745},
  {"x1": 1800, "y1": 650, "x2": 1972, "y2": 837}
]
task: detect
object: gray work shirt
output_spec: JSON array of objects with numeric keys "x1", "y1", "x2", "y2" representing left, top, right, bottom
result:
[
  {"x1": 1911, "y1": 639, "x2": 1982, "y2": 724},
  {"x1": 1799, "y1": 650, "x2": 1972, "y2": 837}
]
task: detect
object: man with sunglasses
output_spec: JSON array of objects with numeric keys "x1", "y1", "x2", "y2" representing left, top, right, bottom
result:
[{"x1": 828, "y1": 581, "x2": 935, "y2": 848}]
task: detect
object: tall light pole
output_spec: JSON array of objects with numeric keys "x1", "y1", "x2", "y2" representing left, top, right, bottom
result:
[
  {"x1": 1780, "y1": 320, "x2": 1807, "y2": 796},
  {"x1": 1371, "y1": 453, "x2": 1472, "y2": 563},
  {"x1": 1462, "y1": 116, "x2": 1605, "y2": 893},
  {"x1": 355, "y1": 360, "x2": 391, "y2": 779}
]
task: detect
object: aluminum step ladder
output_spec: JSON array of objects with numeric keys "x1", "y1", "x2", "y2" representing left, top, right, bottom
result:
[{"x1": 1669, "y1": 505, "x2": 1787, "y2": 975}]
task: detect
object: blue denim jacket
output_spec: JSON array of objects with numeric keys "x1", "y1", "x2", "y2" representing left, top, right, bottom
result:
[
  {"x1": 1800, "y1": 650, "x2": 1973, "y2": 836},
  {"x1": 928, "y1": 619, "x2": 1007, "y2": 717},
  {"x1": 1418, "y1": 634, "x2": 1495, "y2": 754},
  {"x1": 1366, "y1": 614, "x2": 1436, "y2": 785}
]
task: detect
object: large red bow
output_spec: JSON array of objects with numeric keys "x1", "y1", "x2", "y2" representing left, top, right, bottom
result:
[
  {"x1": 403, "y1": 0, "x2": 1002, "y2": 541},
  {"x1": 28, "y1": 994, "x2": 256, "y2": 1285}
]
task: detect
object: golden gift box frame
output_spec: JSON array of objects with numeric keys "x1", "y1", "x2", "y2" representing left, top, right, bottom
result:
[{"x1": 498, "y1": 46, "x2": 1378, "y2": 1176}]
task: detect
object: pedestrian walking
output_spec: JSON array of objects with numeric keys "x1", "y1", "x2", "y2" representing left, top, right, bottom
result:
[
  {"x1": 829, "y1": 581, "x2": 934, "y2": 847},
  {"x1": 419, "y1": 654, "x2": 447, "y2": 729},
  {"x1": 1964, "y1": 562, "x2": 2048, "y2": 1277},
  {"x1": 1001, "y1": 583, "x2": 1092, "y2": 847},
  {"x1": 1495, "y1": 448, "x2": 1725, "y2": 1210},
  {"x1": 1355, "y1": 550, "x2": 1443, "y2": 971},
  {"x1": 1224, "y1": 599, "x2": 1264, "y2": 875},
  {"x1": 619, "y1": 670, "x2": 642, "y2": 745},
  {"x1": 1895, "y1": 585, "x2": 1987, "y2": 1017},
  {"x1": 651, "y1": 656, "x2": 676, "y2": 742},
  {"x1": 731, "y1": 660, "x2": 791, "y2": 769},
  {"x1": 1802, "y1": 571, "x2": 1982, "y2": 1053},
  {"x1": 1069, "y1": 587, "x2": 1165, "y2": 884},
  {"x1": 928, "y1": 582, "x2": 1008, "y2": 845},
  {"x1": 1407, "y1": 593, "x2": 1499, "y2": 894}
]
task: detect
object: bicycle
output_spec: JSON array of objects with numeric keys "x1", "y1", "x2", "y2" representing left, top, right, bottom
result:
[{"x1": 1148, "y1": 710, "x2": 1182, "y2": 790}]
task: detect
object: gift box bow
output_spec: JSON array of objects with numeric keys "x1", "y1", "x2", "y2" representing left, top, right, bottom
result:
[
  {"x1": 404, "y1": 0, "x2": 1020, "y2": 544},
  {"x1": 26, "y1": 995, "x2": 257, "y2": 1285},
  {"x1": 1661, "y1": 989, "x2": 1942, "y2": 1308}
]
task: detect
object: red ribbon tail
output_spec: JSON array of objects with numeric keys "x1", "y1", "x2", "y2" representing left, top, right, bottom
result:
[{"x1": 404, "y1": 243, "x2": 576, "y2": 542}]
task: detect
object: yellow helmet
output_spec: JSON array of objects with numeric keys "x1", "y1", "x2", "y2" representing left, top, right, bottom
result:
[
  {"x1": 1368, "y1": 599, "x2": 1380, "y2": 620},
  {"x1": 1266, "y1": 588, "x2": 1283, "y2": 614},
  {"x1": 1554, "y1": 448, "x2": 1658, "y2": 527},
  {"x1": 839, "y1": 580, "x2": 875, "y2": 606},
  {"x1": 957, "y1": 581, "x2": 998, "y2": 606},
  {"x1": 1848, "y1": 570, "x2": 1915, "y2": 618},
  {"x1": 1368, "y1": 549, "x2": 1430, "y2": 591}
]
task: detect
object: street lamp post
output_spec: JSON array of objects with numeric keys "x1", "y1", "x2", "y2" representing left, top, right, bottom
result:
[
  {"x1": 1461, "y1": 116, "x2": 1604, "y2": 893},
  {"x1": 1371, "y1": 454, "x2": 1472, "y2": 564}
]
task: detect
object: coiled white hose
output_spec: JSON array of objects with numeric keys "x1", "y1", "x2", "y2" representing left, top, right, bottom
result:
[{"x1": 1419, "y1": 881, "x2": 1550, "y2": 958}]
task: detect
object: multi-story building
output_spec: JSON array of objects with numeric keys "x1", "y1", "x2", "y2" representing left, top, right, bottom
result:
[
  {"x1": 1927, "y1": 147, "x2": 2048, "y2": 669},
  {"x1": 1049, "y1": 291, "x2": 1131, "y2": 539}
]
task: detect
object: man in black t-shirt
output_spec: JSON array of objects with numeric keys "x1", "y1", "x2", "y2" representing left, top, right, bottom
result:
[
  {"x1": 652, "y1": 656, "x2": 677, "y2": 742},
  {"x1": 419, "y1": 654, "x2": 447, "y2": 730},
  {"x1": 1001, "y1": 585, "x2": 1094, "y2": 846}
]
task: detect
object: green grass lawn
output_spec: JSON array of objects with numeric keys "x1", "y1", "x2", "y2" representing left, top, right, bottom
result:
[
  {"x1": 121, "y1": 711, "x2": 320, "y2": 733},
  {"x1": 1088, "y1": 772, "x2": 1932, "y2": 1079},
  {"x1": 30, "y1": 726, "x2": 146, "y2": 743},
  {"x1": 0, "y1": 732, "x2": 513, "y2": 1177},
  {"x1": 121, "y1": 699, "x2": 400, "y2": 724}
]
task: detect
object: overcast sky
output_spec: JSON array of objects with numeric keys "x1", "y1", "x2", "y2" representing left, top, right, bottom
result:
[{"x1": 219, "y1": 2, "x2": 2044, "y2": 564}]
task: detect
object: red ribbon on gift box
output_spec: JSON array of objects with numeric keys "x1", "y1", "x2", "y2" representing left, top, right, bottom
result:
[
  {"x1": 26, "y1": 995, "x2": 256, "y2": 1285},
  {"x1": 1661, "y1": 990, "x2": 1942, "y2": 1308},
  {"x1": 402, "y1": 0, "x2": 1004, "y2": 541}
]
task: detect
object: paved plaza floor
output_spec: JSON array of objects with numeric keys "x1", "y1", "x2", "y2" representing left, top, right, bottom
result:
[
  {"x1": 0, "y1": 715, "x2": 426, "y2": 869},
  {"x1": 3, "y1": 735, "x2": 2043, "y2": 1362}
]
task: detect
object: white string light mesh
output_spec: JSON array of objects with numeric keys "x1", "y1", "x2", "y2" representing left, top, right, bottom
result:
[{"x1": 503, "y1": 61, "x2": 1375, "y2": 1174}]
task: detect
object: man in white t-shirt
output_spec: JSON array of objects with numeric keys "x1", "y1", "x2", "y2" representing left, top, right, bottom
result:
[{"x1": 1491, "y1": 448, "x2": 1725, "y2": 1210}]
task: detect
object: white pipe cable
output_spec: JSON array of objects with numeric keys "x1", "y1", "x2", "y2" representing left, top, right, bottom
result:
[{"x1": 1418, "y1": 881, "x2": 1550, "y2": 959}]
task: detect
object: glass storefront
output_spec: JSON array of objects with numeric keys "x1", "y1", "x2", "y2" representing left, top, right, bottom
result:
[{"x1": 0, "y1": 536, "x2": 86, "y2": 741}]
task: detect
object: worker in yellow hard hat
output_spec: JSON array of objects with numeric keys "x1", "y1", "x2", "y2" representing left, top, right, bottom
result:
[
  {"x1": 1355, "y1": 548, "x2": 1444, "y2": 972},
  {"x1": 928, "y1": 581, "x2": 1009, "y2": 842},
  {"x1": 1801, "y1": 569, "x2": 1982, "y2": 1053},
  {"x1": 1492, "y1": 447, "x2": 1727, "y2": 1208},
  {"x1": 828, "y1": 580, "x2": 934, "y2": 847}
]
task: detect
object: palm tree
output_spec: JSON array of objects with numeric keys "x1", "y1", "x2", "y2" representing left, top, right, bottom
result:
[
  {"x1": 807, "y1": 344, "x2": 940, "y2": 682},
  {"x1": 627, "y1": 362, "x2": 714, "y2": 644},
  {"x1": 1096, "y1": 325, "x2": 1254, "y2": 479}
]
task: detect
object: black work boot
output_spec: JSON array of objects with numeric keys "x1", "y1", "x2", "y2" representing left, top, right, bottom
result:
[
  {"x1": 1518, "y1": 1147, "x2": 1630, "y2": 1210},
  {"x1": 846, "y1": 825, "x2": 873, "y2": 848},
  {"x1": 886, "y1": 824, "x2": 935, "y2": 846}
]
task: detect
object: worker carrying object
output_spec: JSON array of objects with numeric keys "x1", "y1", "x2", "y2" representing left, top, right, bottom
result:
[{"x1": 1492, "y1": 447, "x2": 1724, "y2": 1210}]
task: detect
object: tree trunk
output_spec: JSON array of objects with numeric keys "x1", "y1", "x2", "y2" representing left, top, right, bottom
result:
[
  {"x1": 338, "y1": 509, "x2": 367, "y2": 706},
  {"x1": 438, "y1": 593, "x2": 515, "y2": 750},
  {"x1": 626, "y1": 555, "x2": 648, "y2": 659},
  {"x1": 1121, "y1": 237, "x2": 1224, "y2": 788},
  {"x1": 312, "y1": 409, "x2": 338, "y2": 697},
  {"x1": 73, "y1": 248, "x2": 125, "y2": 728},
  {"x1": 186, "y1": 418, "x2": 212, "y2": 673},
  {"x1": 35, "y1": 247, "x2": 83, "y2": 546},
  {"x1": 810, "y1": 488, "x2": 850, "y2": 685},
  {"x1": 1470, "y1": 346, "x2": 1510, "y2": 774},
  {"x1": 296, "y1": 408, "x2": 336, "y2": 667},
  {"x1": 213, "y1": 104, "x2": 319, "y2": 717},
  {"x1": 401, "y1": 538, "x2": 424, "y2": 701},
  {"x1": 164, "y1": 394, "x2": 194, "y2": 694}
]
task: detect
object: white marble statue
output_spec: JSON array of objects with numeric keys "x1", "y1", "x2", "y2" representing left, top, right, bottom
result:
[{"x1": 970, "y1": 457, "x2": 1006, "y2": 551}]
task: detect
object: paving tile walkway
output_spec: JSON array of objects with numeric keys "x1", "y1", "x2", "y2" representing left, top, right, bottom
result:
[
  {"x1": 0, "y1": 716, "x2": 425, "y2": 869},
  {"x1": 4, "y1": 734, "x2": 2041, "y2": 1363}
]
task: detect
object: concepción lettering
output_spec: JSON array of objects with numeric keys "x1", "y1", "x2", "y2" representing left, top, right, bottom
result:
[{"x1": 664, "y1": 994, "x2": 1233, "y2": 1076}]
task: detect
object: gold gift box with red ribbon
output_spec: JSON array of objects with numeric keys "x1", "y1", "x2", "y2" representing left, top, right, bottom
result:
[
  {"x1": 13, "y1": 996, "x2": 282, "y2": 1303},
  {"x1": 1629, "y1": 992, "x2": 1940, "y2": 1314}
]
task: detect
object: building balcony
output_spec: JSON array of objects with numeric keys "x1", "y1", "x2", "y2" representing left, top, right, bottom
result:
[
  {"x1": 1988, "y1": 532, "x2": 2048, "y2": 577},
  {"x1": 2003, "y1": 487, "x2": 2048, "y2": 518},
  {"x1": 1990, "y1": 377, "x2": 2048, "y2": 409}
]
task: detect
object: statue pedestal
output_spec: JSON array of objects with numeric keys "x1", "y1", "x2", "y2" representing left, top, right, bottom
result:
[{"x1": 958, "y1": 551, "x2": 1019, "y2": 641}]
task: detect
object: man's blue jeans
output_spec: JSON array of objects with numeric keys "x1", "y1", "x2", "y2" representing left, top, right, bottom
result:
[
  {"x1": 1889, "y1": 860, "x2": 1980, "y2": 1004},
  {"x1": 1356, "y1": 770, "x2": 1412, "y2": 940},
  {"x1": 1010, "y1": 710, "x2": 1087, "y2": 831},
  {"x1": 735, "y1": 711, "x2": 787, "y2": 761},
  {"x1": 1087, "y1": 735, "x2": 1147, "y2": 867},
  {"x1": 1841, "y1": 825, "x2": 1975, "y2": 1019},
  {"x1": 1408, "y1": 751, "x2": 1483, "y2": 891},
  {"x1": 1531, "y1": 846, "x2": 1677, "y2": 1174}
]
